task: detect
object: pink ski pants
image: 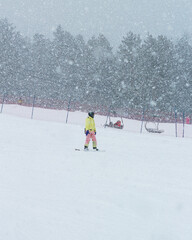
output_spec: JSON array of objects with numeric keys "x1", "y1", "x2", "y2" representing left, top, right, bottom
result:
[{"x1": 85, "y1": 131, "x2": 97, "y2": 148}]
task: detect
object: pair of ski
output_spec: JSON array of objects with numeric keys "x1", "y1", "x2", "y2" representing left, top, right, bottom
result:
[{"x1": 75, "y1": 148, "x2": 105, "y2": 152}]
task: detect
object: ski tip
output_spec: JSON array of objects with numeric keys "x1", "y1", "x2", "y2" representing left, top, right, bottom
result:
[{"x1": 75, "y1": 148, "x2": 105, "y2": 152}]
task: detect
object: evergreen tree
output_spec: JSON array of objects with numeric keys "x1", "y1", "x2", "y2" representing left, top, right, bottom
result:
[
  {"x1": 117, "y1": 32, "x2": 142, "y2": 109},
  {"x1": 139, "y1": 34, "x2": 175, "y2": 113},
  {"x1": 0, "y1": 18, "x2": 26, "y2": 96},
  {"x1": 28, "y1": 33, "x2": 56, "y2": 99},
  {"x1": 86, "y1": 34, "x2": 114, "y2": 107},
  {"x1": 174, "y1": 36, "x2": 192, "y2": 114},
  {"x1": 52, "y1": 25, "x2": 86, "y2": 102}
]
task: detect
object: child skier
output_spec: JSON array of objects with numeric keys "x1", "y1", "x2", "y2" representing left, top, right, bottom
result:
[{"x1": 84, "y1": 112, "x2": 98, "y2": 151}]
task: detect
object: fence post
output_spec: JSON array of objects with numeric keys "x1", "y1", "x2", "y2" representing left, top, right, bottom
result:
[
  {"x1": 0, "y1": 93, "x2": 5, "y2": 113},
  {"x1": 140, "y1": 107, "x2": 145, "y2": 133},
  {"x1": 104, "y1": 107, "x2": 111, "y2": 127},
  {"x1": 31, "y1": 95, "x2": 36, "y2": 119},
  {"x1": 66, "y1": 98, "x2": 71, "y2": 123},
  {"x1": 175, "y1": 110, "x2": 177, "y2": 138},
  {"x1": 182, "y1": 111, "x2": 185, "y2": 138}
]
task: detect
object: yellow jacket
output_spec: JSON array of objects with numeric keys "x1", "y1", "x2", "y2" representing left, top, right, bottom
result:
[{"x1": 85, "y1": 116, "x2": 96, "y2": 132}]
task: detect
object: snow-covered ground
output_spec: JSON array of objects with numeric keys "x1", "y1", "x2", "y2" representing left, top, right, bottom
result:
[
  {"x1": 2, "y1": 103, "x2": 192, "y2": 138},
  {"x1": 0, "y1": 105, "x2": 192, "y2": 240}
]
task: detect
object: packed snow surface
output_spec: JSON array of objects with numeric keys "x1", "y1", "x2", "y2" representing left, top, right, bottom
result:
[{"x1": 0, "y1": 105, "x2": 192, "y2": 240}]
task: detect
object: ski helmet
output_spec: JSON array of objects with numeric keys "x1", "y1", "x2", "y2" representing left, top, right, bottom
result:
[{"x1": 88, "y1": 112, "x2": 94, "y2": 118}]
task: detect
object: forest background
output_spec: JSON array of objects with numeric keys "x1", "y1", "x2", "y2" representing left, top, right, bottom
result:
[{"x1": 0, "y1": 18, "x2": 192, "y2": 120}]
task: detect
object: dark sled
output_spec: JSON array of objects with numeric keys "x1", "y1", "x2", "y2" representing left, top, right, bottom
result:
[{"x1": 145, "y1": 121, "x2": 164, "y2": 134}]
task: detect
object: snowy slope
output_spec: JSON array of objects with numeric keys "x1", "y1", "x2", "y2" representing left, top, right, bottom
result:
[
  {"x1": 2, "y1": 104, "x2": 192, "y2": 138},
  {"x1": 0, "y1": 108, "x2": 192, "y2": 240}
]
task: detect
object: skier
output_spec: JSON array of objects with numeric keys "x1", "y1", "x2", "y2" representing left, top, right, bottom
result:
[
  {"x1": 18, "y1": 97, "x2": 22, "y2": 105},
  {"x1": 84, "y1": 112, "x2": 98, "y2": 151}
]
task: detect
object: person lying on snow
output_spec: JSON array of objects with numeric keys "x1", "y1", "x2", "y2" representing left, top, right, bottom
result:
[
  {"x1": 84, "y1": 112, "x2": 98, "y2": 151},
  {"x1": 114, "y1": 120, "x2": 121, "y2": 127}
]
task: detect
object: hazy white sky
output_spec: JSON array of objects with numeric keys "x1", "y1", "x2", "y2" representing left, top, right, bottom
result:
[{"x1": 0, "y1": 0, "x2": 192, "y2": 48}]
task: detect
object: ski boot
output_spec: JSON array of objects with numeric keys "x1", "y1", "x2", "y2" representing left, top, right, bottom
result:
[
  {"x1": 93, "y1": 147, "x2": 99, "y2": 151},
  {"x1": 84, "y1": 146, "x2": 89, "y2": 151}
]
